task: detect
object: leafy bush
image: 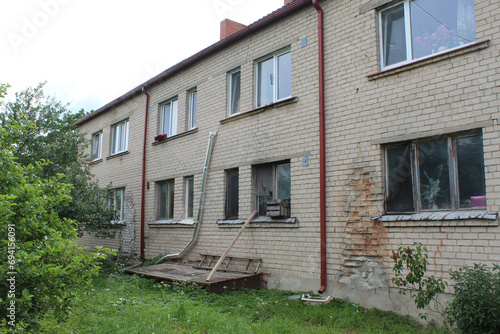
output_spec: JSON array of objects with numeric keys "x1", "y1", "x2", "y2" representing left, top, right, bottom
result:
[
  {"x1": 446, "y1": 264, "x2": 500, "y2": 334},
  {"x1": 0, "y1": 119, "x2": 115, "y2": 332},
  {"x1": 391, "y1": 242, "x2": 448, "y2": 321}
]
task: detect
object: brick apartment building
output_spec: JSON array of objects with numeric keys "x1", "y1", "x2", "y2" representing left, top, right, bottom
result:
[{"x1": 75, "y1": 0, "x2": 500, "y2": 319}]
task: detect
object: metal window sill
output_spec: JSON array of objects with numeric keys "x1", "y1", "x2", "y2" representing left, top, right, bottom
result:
[
  {"x1": 367, "y1": 40, "x2": 489, "y2": 81},
  {"x1": 106, "y1": 151, "x2": 130, "y2": 160},
  {"x1": 217, "y1": 216, "x2": 298, "y2": 228},
  {"x1": 220, "y1": 97, "x2": 298, "y2": 124},
  {"x1": 148, "y1": 219, "x2": 195, "y2": 228},
  {"x1": 373, "y1": 211, "x2": 498, "y2": 228},
  {"x1": 152, "y1": 128, "x2": 198, "y2": 146}
]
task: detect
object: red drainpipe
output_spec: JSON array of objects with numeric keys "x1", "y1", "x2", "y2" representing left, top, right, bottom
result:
[
  {"x1": 312, "y1": 0, "x2": 327, "y2": 294},
  {"x1": 140, "y1": 87, "x2": 150, "y2": 262}
]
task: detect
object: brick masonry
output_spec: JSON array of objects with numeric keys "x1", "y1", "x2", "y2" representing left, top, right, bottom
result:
[{"x1": 76, "y1": 0, "x2": 500, "y2": 320}]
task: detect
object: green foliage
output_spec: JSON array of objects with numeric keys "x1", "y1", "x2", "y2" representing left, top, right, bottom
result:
[
  {"x1": 0, "y1": 83, "x2": 119, "y2": 238},
  {"x1": 392, "y1": 242, "x2": 448, "y2": 321},
  {"x1": 446, "y1": 264, "x2": 500, "y2": 334},
  {"x1": 0, "y1": 100, "x2": 116, "y2": 332},
  {"x1": 41, "y1": 266, "x2": 446, "y2": 334}
]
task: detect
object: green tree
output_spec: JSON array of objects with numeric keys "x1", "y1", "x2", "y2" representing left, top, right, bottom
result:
[
  {"x1": 0, "y1": 83, "x2": 119, "y2": 237},
  {"x1": 0, "y1": 85, "x2": 115, "y2": 331}
]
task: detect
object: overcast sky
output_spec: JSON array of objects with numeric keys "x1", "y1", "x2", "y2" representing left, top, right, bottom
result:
[{"x1": 1, "y1": 0, "x2": 285, "y2": 112}]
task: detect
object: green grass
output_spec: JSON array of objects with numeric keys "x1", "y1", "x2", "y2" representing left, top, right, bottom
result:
[{"x1": 42, "y1": 261, "x2": 449, "y2": 334}]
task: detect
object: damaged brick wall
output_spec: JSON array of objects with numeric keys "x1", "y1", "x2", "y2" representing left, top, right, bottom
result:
[
  {"x1": 119, "y1": 196, "x2": 136, "y2": 258},
  {"x1": 340, "y1": 146, "x2": 389, "y2": 290}
]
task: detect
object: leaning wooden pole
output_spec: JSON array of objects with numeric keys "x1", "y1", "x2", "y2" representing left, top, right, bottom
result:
[{"x1": 206, "y1": 210, "x2": 258, "y2": 282}]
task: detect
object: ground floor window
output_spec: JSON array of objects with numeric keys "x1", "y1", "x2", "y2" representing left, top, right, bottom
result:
[
  {"x1": 225, "y1": 168, "x2": 239, "y2": 219},
  {"x1": 185, "y1": 176, "x2": 194, "y2": 219},
  {"x1": 253, "y1": 161, "x2": 291, "y2": 216},
  {"x1": 108, "y1": 188, "x2": 125, "y2": 221},
  {"x1": 385, "y1": 132, "x2": 486, "y2": 213},
  {"x1": 158, "y1": 180, "x2": 175, "y2": 219}
]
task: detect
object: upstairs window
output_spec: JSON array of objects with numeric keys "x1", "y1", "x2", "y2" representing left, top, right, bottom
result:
[
  {"x1": 160, "y1": 98, "x2": 178, "y2": 136},
  {"x1": 228, "y1": 69, "x2": 241, "y2": 116},
  {"x1": 108, "y1": 188, "x2": 125, "y2": 221},
  {"x1": 158, "y1": 180, "x2": 175, "y2": 219},
  {"x1": 91, "y1": 131, "x2": 102, "y2": 161},
  {"x1": 256, "y1": 49, "x2": 292, "y2": 107},
  {"x1": 188, "y1": 90, "x2": 197, "y2": 130},
  {"x1": 379, "y1": 0, "x2": 476, "y2": 69},
  {"x1": 385, "y1": 133, "x2": 486, "y2": 213},
  {"x1": 111, "y1": 120, "x2": 129, "y2": 155},
  {"x1": 254, "y1": 161, "x2": 291, "y2": 216}
]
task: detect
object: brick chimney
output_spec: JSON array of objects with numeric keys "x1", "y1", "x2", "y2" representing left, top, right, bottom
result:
[{"x1": 220, "y1": 19, "x2": 246, "y2": 40}]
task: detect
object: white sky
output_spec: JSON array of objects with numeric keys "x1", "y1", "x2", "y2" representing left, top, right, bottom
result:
[{"x1": 0, "y1": 0, "x2": 285, "y2": 112}]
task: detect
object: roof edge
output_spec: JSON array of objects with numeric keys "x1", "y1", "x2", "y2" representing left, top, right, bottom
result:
[{"x1": 74, "y1": 0, "x2": 312, "y2": 126}]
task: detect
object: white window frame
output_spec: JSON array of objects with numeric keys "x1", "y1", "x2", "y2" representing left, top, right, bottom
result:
[
  {"x1": 188, "y1": 90, "x2": 197, "y2": 130},
  {"x1": 111, "y1": 120, "x2": 129, "y2": 155},
  {"x1": 228, "y1": 68, "x2": 241, "y2": 116},
  {"x1": 379, "y1": 0, "x2": 477, "y2": 70},
  {"x1": 109, "y1": 188, "x2": 125, "y2": 221},
  {"x1": 184, "y1": 176, "x2": 194, "y2": 219},
  {"x1": 91, "y1": 131, "x2": 102, "y2": 161},
  {"x1": 255, "y1": 48, "x2": 292, "y2": 107},
  {"x1": 159, "y1": 98, "x2": 178, "y2": 136}
]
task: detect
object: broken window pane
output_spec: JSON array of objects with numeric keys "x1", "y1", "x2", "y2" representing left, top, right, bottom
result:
[
  {"x1": 386, "y1": 145, "x2": 414, "y2": 212},
  {"x1": 276, "y1": 163, "x2": 291, "y2": 199},
  {"x1": 417, "y1": 139, "x2": 450, "y2": 210},
  {"x1": 255, "y1": 164, "x2": 273, "y2": 215},
  {"x1": 456, "y1": 135, "x2": 486, "y2": 208}
]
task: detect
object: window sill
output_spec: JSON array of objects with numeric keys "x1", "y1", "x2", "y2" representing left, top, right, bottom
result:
[
  {"x1": 367, "y1": 40, "x2": 490, "y2": 81},
  {"x1": 217, "y1": 216, "x2": 298, "y2": 228},
  {"x1": 148, "y1": 219, "x2": 195, "y2": 228},
  {"x1": 110, "y1": 220, "x2": 126, "y2": 226},
  {"x1": 90, "y1": 158, "x2": 103, "y2": 165},
  {"x1": 220, "y1": 97, "x2": 298, "y2": 124},
  {"x1": 106, "y1": 151, "x2": 130, "y2": 160},
  {"x1": 373, "y1": 211, "x2": 498, "y2": 228},
  {"x1": 152, "y1": 128, "x2": 198, "y2": 146}
]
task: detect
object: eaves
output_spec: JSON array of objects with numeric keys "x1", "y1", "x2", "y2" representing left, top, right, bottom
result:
[{"x1": 74, "y1": 0, "x2": 312, "y2": 126}]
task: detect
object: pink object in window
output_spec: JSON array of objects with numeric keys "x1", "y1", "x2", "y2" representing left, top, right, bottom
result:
[{"x1": 470, "y1": 196, "x2": 486, "y2": 208}]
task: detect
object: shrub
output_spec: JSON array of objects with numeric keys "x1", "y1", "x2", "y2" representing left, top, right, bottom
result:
[
  {"x1": 0, "y1": 122, "x2": 115, "y2": 332},
  {"x1": 446, "y1": 264, "x2": 500, "y2": 334}
]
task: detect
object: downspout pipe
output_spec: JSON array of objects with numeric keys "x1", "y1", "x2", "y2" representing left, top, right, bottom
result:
[
  {"x1": 157, "y1": 131, "x2": 217, "y2": 263},
  {"x1": 312, "y1": 0, "x2": 327, "y2": 294},
  {"x1": 140, "y1": 87, "x2": 150, "y2": 262}
]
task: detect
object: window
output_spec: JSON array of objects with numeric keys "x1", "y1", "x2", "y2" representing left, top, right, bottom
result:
[
  {"x1": 188, "y1": 90, "x2": 197, "y2": 130},
  {"x1": 159, "y1": 99, "x2": 178, "y2": 136},
  {"x1": 158, "y1": 180, "x2": 175, "y2": 219},
  {"x1": 385, "y1": 133, "x2": 486, "y2": 213},
  {"x1": 185, "y1": 176, "x2": 194, "y2": 219},
  {"x1": 379, "y1": 0, "x2": 476, "y2": 69},
  {"x1": 225, "y1": 169, "x2": 239, "y2": 219},
  {"x1": 254, "y1": 161, "x2": 291, "y2": 215},
  {"x1": 228, "y1": 69, "x2": 241, "y2": 115},
  {"x1": 91, "y1": 131, "x2": 102, "y2": 161},
  {"x1": 111, "y1": 120, "x2": 129, "y2": 155},
  {"x1": 256, "y1": 49, "x2": 292, "y2": 107},
  {"x1": 108, "y1": 188, "x2": 125, "y2": 221}
]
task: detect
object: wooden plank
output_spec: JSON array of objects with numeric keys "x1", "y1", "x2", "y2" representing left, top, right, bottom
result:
[{"x1": 206, "y1": 210, "x2": 258, "y2": 282}]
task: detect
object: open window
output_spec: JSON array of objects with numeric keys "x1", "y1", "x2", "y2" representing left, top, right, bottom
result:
[
  {"x1": 256, "y1": 49, "x2": 292, "y2": 107},
  {"x1": 253, "y1": 161, "x2": 291, "y2": 217},
  {"x1": 159, "y1": 98, "x2": 178, "y2": 136},
  {"x1": 385, "y1": 133, "x2": 486, "y2": 213}
]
